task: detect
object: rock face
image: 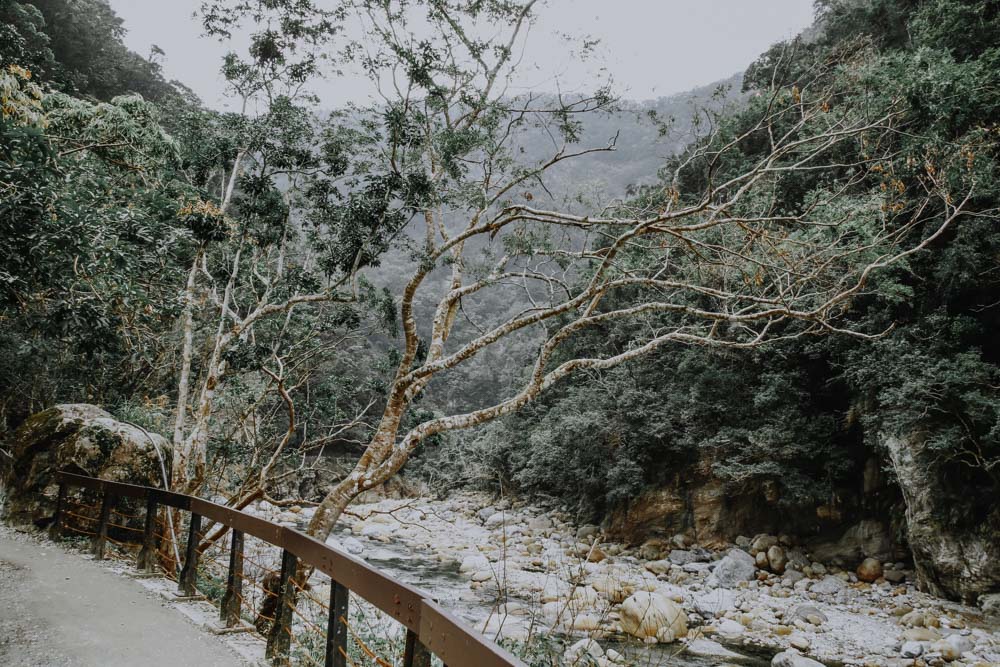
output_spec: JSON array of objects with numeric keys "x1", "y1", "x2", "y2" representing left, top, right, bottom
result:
[
  {"x1": 883, "y1": 432, "x2": 1000, "y2": 602},
  {"x1": 606, "y1": 451, "x2": 795, "y2": 547},
  {"x1": 618, "y1": 591, "x2": 687, "y2": 642},
  {"x1": 605, "y1": 448, "x2": 893, "y2": 549},
  {"x1": 0, "y1": 404, "x2": 171, "y2": 527},
  {"x1": 807, "y1": 519, "x2": 898, "y2": 564}
]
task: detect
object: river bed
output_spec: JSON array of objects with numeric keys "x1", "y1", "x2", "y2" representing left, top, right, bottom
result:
[{"x1": 253, "y1": 492, "x2": 1000, "y2": 667}]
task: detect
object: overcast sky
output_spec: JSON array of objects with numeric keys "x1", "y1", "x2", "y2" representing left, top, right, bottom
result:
[{"x1": 108, "y1": 0, "x2": 816, "y2": 110}]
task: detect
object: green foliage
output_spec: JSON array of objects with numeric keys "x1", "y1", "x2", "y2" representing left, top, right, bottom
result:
[
  {"x1": 3, "y1": 0, "x2": 185, "y2": 102},
  {"x1": 425, "y1": 0, "x2": 999, "y2": 522}
]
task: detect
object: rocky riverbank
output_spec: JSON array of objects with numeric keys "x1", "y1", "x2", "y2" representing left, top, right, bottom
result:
[{"x1": 249, "y1": 493, "x2": 1000, "y2": 667}]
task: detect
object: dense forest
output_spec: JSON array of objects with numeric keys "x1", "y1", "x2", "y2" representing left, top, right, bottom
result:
[{"x1": 1, "y1": 1, "x2": 999, "y2": 664}]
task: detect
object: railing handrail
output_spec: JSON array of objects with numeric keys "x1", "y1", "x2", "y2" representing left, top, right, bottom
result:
[{"x1": 53, "y1": 471, "x2": 524, "y2": 667}]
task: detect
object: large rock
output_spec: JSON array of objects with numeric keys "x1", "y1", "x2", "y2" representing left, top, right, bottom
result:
[
  {"x1": 618, "y1": 591, "x2": 687, "y2": 642},
  {"x1": 884, "y1": 432, "x2": 1000, "y2": 603},
  {"x1": 0, "y1": 404, "x2": 171, "y2": 527},
  {"x1": 807, "y1": 519, "x2": 896, "y2": 564},
  {"x1": 767, "y1": 545, "x2": 788, "y2": 574},
  {"x1": 810, "y1": 575, "x2": 847, "y2": 595},
  {"x1": 710, "y1": 548, "x2": 757, "y2": 587},
  {"x1": 857, "y1": 557, "x2": 883, "y2": 583}
]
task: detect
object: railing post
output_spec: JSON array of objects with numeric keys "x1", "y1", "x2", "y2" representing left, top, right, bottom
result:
[
  {"x1": 178, "y1": 512, "x2": 201, "y2": 597},
  {"x1": 403, "y1": 629, "x2": 432, "y2": 667},
  {"x1": 48, "y1": 482, "x2": 67, "y2": 540},
  {"x1": 136, "y1": 494, "x2": 159, "y2": 572},
  {"x1": 92, "y1": 489, "x2": 112, "y2": 560},
  {"x1": 220, "y1": 529, "x2": 244, "y2": 627},
  {"x1": 325, "y1": 579, "x2": 349, "y2": 667},
  {"x1": 266, "y1": 548, "x2": 298, "y2": 664}
]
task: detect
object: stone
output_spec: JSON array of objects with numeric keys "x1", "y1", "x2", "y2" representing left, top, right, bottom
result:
[
  {"x1": 693, "y1": 588, "x2": 736, "y2": 617},
  {"x1": 979, "y1": 593, "x2": 1000, "y2": 616},
  {"x1": 359, "y1": 523, "x2": 392, "y2": 541},
  {"x1": 0, "y1": 404, "x2": 172, "y2": 529},
  {"x1": 884, "y1": 569, "x2": 907, "y2": 583},
  {"x1": 470, "y1": 570, "x2": 493, "y2": 583},
  {"x1": 592, "y1": 576, "x2": 634, "y2": 604},
  {"x1": 783, "y1": 569, "x2": 805, "y2": 585},
  {"x1": 786, "y1": 550, "x2": 811, "y2": 571},
  {"x1": 637, "y1": 539, "x2": 669, "y2": 561},
  {"x1": 943, "y1": 633, "x2": 973, "y2": 655},
  {"x1": 460, "y1": 554, "x2": 490, "y2": 573},
  {"x1": 687, "y1": 639, "x2": 743, "y2": 659},
  {"x1": 618, "y1": 592, "x2": 687, "y2": 642},
  {"x1": 751, "y1": 534, "x2": 779, "y2": 555},
  {"x1": 857, "y1": 557, "x2": 884, "y2": 583},
  {"x1": 527, "y1": 516, "x2": 553, "y2": 531},
  {"x1": 901, "y1": 641, "x2": 924, "y2": 658},
  {"x1": 791, "y1": 605, "x2": 828, "y2": 625},
  {"x1": 668, "y1": 549, "x2": 701, "y2": 565},
  {"x1": 604, "y1": 649, "x2": 625, "y2": 664},
  {"x1": 711, "y1": 549, "x2": 757, "y2": 587},
  {"x1": 789, "y1": 636, "x2": 811, "y2": 651},
  {"x1": 587, "y1": 546, "x2": 607, "y2": 563},
  {"x1": 902, "y1": 628, "x2": 942, "y2": 642},
  {"x1": 716, "y1": 618, "x2": 745, "y2": 637},
  {"x1": 900, "y1": 610, "x2": 928, "y2": 627},
  {"x1": 810, "y1": 575, "x2": 847, "y2": 595},
  {"x1": 484, "y1": 512, "x2": 507, "y2": 528},
  {"x1": 577, "y1": 524, "x2": 600, "y2": 540},
  {"x1": 572, "y1": 613, "x2": 601, "y2": 632},
  {"x1": 771, "y1": 649, "x2": 825, "y2": 667},
  {"x1": 768, "y1": 545, "x2": 789, "y2": 574},
  {"x1": 476, "y1": 506, "x2": 496, "y2": 522},
  {"x1": 644, "y1": 559, "x2": 672, "y2": 575},
  {"x1": 756, "y1": 551, "x2": 770, "y2": 569},
  {"x1": 564, "y1": 638, "x2": 604, "y2": 663},
  {"x1": 931, "y1": 640, "x2": 960, "y2": 662},
  {"x1": 340, "y1": 537, "x2": 364, "y2": 555}
]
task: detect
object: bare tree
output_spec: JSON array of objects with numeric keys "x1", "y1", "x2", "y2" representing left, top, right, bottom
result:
[
  {"x1": 296, "y1": 3, "x2": 986, "y2": 540},
  {"x1": 170, "y1": 1, "x2": 357, "y2": 496}
]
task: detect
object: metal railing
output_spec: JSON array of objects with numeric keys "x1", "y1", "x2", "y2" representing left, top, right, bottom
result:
[{"x1": 49, "y1": 471, "x2": 525, "y2": 667}]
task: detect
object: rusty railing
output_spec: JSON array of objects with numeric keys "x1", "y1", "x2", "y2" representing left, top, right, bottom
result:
[{"x1": 49, "y1": 471, "x2": 524, "y2": 667}]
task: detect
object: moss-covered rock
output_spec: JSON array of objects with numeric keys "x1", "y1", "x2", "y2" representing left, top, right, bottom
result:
[{"x1": 0, "y1": 404, "x2": 171, "y2": 528}]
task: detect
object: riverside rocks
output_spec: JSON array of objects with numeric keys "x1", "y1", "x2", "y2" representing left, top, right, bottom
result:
[
  {"x1": 810, "y1": 575, "x2": 847, "y2": 595},
  {"x1": 710, "y1": 548, "x2": 757, "y2": 587},
  {"x1": 857, "y1": 557, "x2": 884, "y2": 583},
  {"x1": 768, "y1": 545, "x2": 789, "y2": 574},
  {"x1": 250, "y1": 491, "x2": 1000, "y2": 666},
  {"x1": 772, "y1": 649, "x2": 825, "y2": 667},
  {"x1": 618, "y1": 591, "x2": 687, "y2": 641}
]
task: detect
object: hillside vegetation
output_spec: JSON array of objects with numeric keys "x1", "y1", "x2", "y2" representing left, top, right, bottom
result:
[{"x1": 1, "y1": 0, "x2": 998, "y2": 617}]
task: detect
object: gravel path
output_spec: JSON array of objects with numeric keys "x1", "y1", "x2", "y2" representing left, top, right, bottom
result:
[{"x1": 0, "y1": 526, "x2": 247, "y2": 667}]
